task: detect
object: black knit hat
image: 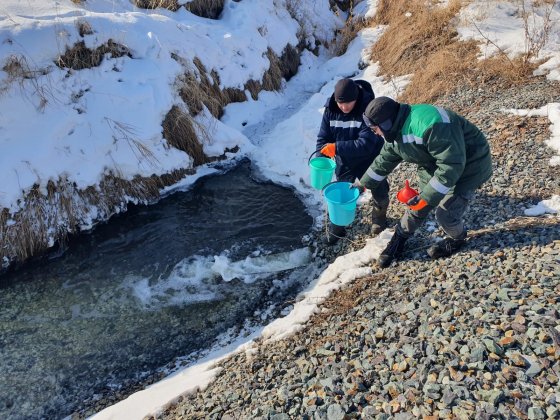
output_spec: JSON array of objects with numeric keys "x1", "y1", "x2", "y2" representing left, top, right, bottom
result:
[
  {"x1": 363, "y1": 96, "x2": 399, "y2": 131},
  {"x1": 334, "y1": 78, "x2": 358, "y2": 103}
]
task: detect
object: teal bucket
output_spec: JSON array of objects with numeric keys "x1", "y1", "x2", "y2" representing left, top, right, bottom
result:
[
  {"x1": 309, "y1": 151, "x2": 336, "y2": 190},
  {"x1": 323, "y1": 182, "x2": 360, "y2": 226}
]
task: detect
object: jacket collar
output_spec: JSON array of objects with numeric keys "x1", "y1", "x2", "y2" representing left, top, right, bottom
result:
[{"x1": 383, "y1": 103, "x2": 410, "y2": 142}]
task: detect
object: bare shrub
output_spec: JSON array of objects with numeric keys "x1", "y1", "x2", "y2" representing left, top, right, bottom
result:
[
  {"x1": 368, "y1": 0, "x2": 538, "y2": 102},
  {"x1": 184, "y1": 0, "x2": 225, "y2": 19},
  {"x1": 468, "y1": 0, "x2": 555, "y2": 79},
  {"x1": 2, "y1": 54, "x2": 54, "y2": 109},
  {"x1": 132, "y1": 0, "x2": 180, "y2": 11},
  {"x1": 398, "y1": 40, "x2": 480, "y2": 103},
  {"x1": 162, "y1": 105, "x2": 209, "y2": 166},
  {"x1": 3, "y1": 55, "x2": 46, "y2": 80},
  {"x1": 329, "y1": 0, "x2": 354, "y2": 13},
  {"x1": 519, "y1": 0, "x2": 555, "y2": 63}
]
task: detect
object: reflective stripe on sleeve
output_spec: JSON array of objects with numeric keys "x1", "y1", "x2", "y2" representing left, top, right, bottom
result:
[
  {"x1": 402, "y1": 134, "x2": 423, "y2": 144},
  {"x1": 429, "y1": 177, "x2": 451, "y2": 194},
  {"x1": 330, "y1": 120, "x2": 361, "y2": 129},
  {"x1": 435, "y1": 106, "x2": 450, "y2": 123},
  {"x1": 366, "y1": 168, "x2": 386, "y2": 181}
]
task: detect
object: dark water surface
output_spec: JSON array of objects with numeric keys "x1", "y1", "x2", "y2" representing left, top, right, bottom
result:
[{"x1": 0, "y1": 163, "x2": 313, "y2": 419}]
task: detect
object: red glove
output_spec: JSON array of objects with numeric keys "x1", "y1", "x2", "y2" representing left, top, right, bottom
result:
[
  {"x1": 320, "y1": 143, "x2": 336, "y2": 158},
  {"x1": 407, "y1": 195, "x2": 429, "y2": 211}
]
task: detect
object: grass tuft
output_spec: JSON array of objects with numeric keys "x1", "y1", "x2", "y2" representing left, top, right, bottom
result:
[
  {"x1": 56, "y1": 40, "x2": 131, "y2": 70},
  {"x1": 184, "y1": 0, "x2": 225, "y2": 19},
  {"x1": 132, "y1": 0, "x2": 180, "y2": 11},
  {"x1": 76, "y1": 19, "x2": 94, "y2": 37},
  {"x1": 162, "y1": 105, "x2": 209, "y2": 166}
]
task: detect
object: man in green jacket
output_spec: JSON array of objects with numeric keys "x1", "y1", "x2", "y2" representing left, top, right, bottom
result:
[{"x1": 357, "y1": 96, "x2": 492, "y2": 268}]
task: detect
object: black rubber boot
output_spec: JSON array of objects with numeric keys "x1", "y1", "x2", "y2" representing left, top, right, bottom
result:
[
  {"x1": 427, "y1": 237, "x2": 466, "y2": 259},
  {"x1": 325, "y1": 223, "x2": 346, "y2": 245},
  {"x1": 371, "y1": 203, "x2": 388, "y2": 235},
  {"x1": 378, "y1": 228, "x2": 408, "y2": 268}
]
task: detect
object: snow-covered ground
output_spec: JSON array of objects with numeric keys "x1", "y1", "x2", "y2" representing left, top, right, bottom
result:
[{"x1": 1, "y1": 0, "x2": 559, "y2": 419}]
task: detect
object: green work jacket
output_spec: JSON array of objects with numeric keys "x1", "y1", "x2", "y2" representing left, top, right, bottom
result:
[{"x1": 360, "y1": 104, "x2": 492, "y2": 207}]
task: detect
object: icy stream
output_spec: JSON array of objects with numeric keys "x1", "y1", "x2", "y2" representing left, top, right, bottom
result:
[{"x1": 0, "y1": 162, "x2": 314, "y2": 419}]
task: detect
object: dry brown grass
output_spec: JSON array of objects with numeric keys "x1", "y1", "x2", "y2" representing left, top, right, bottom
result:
[
  {"x1": 262, "y1": 48, "x2": 283, "y2": 91},
  {"x1": 76, "y1": 19, "x2": 94, "y2": 37},
  {"x1": 178, "y1": 57, "x2": 240, "y2": 118},
  {"x1": 371, "y1": 0, "x2": 463, "y2": 102},
  {"x1": 132, "y1": 0, "x2": 180, "y2": 11},
  {"x1": 56, "y1": 40, "x2": 131, "y2": 70},
  {"x1": 162, "y1": 105, "x2": 209, "y2": 166},
  {"x1": 184, "y1": 0, "x2": 225, "y2": 19},
  {"x1": 0, "y1": 170, "x2": 194, "y2": 267},
  {"x1": 369, "y1": 0, "x2": 548, "y2": 103},
  {"x1": 278, "y1": 44, "x2": 301, "y2": 81},
  {"x1": 398, "y1": 39, "x2": 481, "y2": 103},
  {"x1": 177, "y1": 44, "x2": 299, "y2": 116},
  {"x1": 332, "y1": 6, "x2": 371, "y2": 57},
  {"x1": 2, "y1": 54, "x2": 53, "y2": 108}
]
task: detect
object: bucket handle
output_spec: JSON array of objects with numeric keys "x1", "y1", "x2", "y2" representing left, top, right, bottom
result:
[
  {"x1": 321, "y1": 180, "x2": 339, "y2": 194},
  {"x1": 308, "y1": 149, "x2": 333, "y2": 164},
  {"x1": 322, "y1": 180, "x2": 363, "y2": 195}
]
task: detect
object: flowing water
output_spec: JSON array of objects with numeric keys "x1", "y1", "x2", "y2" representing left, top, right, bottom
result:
[{"x1": 0, "y1": 162, "x2": 314, "y2": 419}]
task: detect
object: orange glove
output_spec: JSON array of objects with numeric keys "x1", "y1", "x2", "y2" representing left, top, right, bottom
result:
[
  {"x1": 407, "y1": 195, "x2": 429, "y2": 211},
  {"x1": 320, "y1": 143, "x2": 336, "y2": 158}
]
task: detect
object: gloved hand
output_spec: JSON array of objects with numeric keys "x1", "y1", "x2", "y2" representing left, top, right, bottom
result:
[
  {"x1": 349, "y1": 180, "x2": 365, "y2": 194},
  {"x1": 320, "y1": 143, "x2": 336, "y2": 158},
  {"x1": 406, "y1": 195, "x2": 429, "y2": 211}
]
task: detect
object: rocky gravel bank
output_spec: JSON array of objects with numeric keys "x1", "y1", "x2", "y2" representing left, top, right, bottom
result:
[{"x1": 153, "y1": 77, "x2": 560, "y2": 420}]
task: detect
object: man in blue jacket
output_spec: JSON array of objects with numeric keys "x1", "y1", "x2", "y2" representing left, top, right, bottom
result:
[{"x1": 316, "y1": 78, "x2": 388, "y2": 244}]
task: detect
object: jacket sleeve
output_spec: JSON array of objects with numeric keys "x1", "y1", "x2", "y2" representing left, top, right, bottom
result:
[
  {"x1": 421, "y1": 123, "x2": 466, "y2": 206},
  {"x1": 316, "y1": 108, "x2": 332, "y2": 153},
  {"x1": 336, "y1": 122, "x2": 384, "y2": 159},
  {"x1": 359, "y1": 143, "x2": 402, "y2": 190}
]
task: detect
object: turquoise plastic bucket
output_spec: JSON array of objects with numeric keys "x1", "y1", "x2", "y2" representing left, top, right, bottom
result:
[
  {"x1": 323, "y1": 182, "x2": 360, "y2": 226},
  {"x1": 309, "y1": 152, "x2": 336, "y2": 190}
]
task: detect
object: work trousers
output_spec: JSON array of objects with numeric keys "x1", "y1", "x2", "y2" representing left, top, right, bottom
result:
[{"x1": 399, "y1": 191, "x2": 474, "y2": 239}]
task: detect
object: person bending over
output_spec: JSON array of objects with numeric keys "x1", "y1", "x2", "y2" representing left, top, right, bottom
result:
[{"x1": 357, "y1": 96, "x2": 492, "y2": 267}]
